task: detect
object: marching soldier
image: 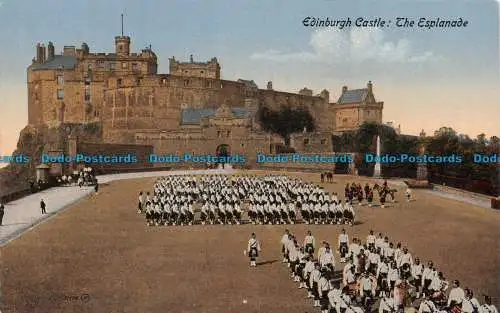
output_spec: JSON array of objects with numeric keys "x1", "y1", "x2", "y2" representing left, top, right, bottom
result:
[
  {"x1": 303, "y1": 230, "x2": 316, "y2": 256},
  {"x1": 338, "y1": 228, "x2": 350, "y2": 263},
  {"x1": 246, "y1": 233, "x2": 261, "y2": 267}
]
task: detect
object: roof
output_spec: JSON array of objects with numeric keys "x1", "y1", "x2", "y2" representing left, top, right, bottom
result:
[
  {"x1": 181, "y1": 107, "x2": 249, "y2": 125},
  {"x1": 237, "y1": 79, "x2": 258, "y2": 88},
  {"x1": 30, "y1": 55, "x2": 77, "y2": 71},
  {"x1": 338, "y1": 88, "x2": 368, "y2": 104}
]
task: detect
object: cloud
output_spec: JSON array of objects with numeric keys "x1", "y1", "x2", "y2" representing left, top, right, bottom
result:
[{"x1": 251, "y1": 28, "x2": 437, "y2": 64}]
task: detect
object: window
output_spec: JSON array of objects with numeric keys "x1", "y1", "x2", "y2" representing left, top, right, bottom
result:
[
  {"x1": 117, "y1": 79, "x2": 122, "y2": 87},
  {"x1": 321, "y1": 139, "x2": 326, "y2": 145},
  {"x1": 184, "y1": 70, "x2": 188, "y2": 73},
  {"x1": 304, "y1": 139, "x2": 309, "y2": 145},
  {"x1": 57, "y1": 75, "x2": 64, "y2": 85},
  {"x1": 241, "y1": 143, "x2": 245, "y2": 148},
  {"x1": 122, "y1": 62, "x2": 127, "y2": 69},
  {"x1": 110, "y1": 62, "x2": 116, "y2": 70},
  {"x1": 57, "y1": 89, "x2": 64, "y2": 100},
  {"x1": 84, "y1": 87, "x2": 91, "y2": 101},
  {"x1": 161, "y1": 78, "x2": 167, "y2": 85},
  {"x1": 132, "y1": 63, "x2": 138, "y2": 71},
  {"x1": 88, "y1": 63, "x2": 92, "y2": 70},
  {"x1": 227, "y1": 131, "x2": 230, "y2": 137},
  {"x1": 200, "y1": 71, "x2": 204, "y2": 74},
  {"x1": 184, "y1": 80, "x2": 190, "y2": 87}
]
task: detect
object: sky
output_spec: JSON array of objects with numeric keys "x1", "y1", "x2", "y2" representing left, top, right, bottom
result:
[{"x1": 0, "y1": 0, "x2": 499, "y2": 157}]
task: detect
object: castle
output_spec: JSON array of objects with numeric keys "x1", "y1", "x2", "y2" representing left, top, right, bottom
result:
[{"x1": 27, "y1": 34, "x2": 383, "y2": 166}]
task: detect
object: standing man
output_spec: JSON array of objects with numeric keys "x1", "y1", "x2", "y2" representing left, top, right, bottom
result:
[
  {"x1": 246, "y1": 233, "x2": 261, "y2": 267},
  {"x1": 0, "y1": 201, "x2": 4, "y2": 226},
  {"x1": 281, "y1": 229, "x2": 290, "y2": 263},
  {"x1": 304, "y1": 230, "x2": 316, "y2": 256},
  {"x1": 40, "y1": 199, "x2": 47, "y2": 214},
  {"x1": 338, "y1": 229, "x2": 350, "y2": 263},
  {"x1": 405, "y1": 187, "x2": 412, "y2": 202}
]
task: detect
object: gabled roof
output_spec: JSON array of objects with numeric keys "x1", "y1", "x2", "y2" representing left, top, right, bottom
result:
[
  {"x1": 30, "y1": 55, "x2": 77, "y2": 71},
  {"x1": 338, "y1": 88, "x2": 368, "y2": 104},
  {"x1": 181, "y1": 107, "x2": 249, "y2": 125},
  {"x1": 237, "y1": 79, "x2": 258, "y2": 88}
]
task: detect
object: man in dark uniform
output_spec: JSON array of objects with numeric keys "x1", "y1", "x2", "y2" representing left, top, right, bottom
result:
[
  {"x1": 0, "y1": 201, "x2": 5, "y2": 225},
  {"x1": 40, "y1": 199, "x2": 47, "y2": 214}
]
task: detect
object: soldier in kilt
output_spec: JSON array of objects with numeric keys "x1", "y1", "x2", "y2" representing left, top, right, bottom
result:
[{"x1": 246, "y1": 233, "x2": 261, "y2": 267}]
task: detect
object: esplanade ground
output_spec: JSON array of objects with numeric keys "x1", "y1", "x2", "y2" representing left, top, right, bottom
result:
[{"x1": 1, "y1": 170, "x2": 499, "y2": 313}]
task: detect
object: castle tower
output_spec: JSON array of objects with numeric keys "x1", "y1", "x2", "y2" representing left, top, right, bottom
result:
[
  {"x1": 115, "y1": 14, "x2": 130, "y2": 56},
  {"x1": 115, "y1": 36, "x2": 130, "y2": 56}
]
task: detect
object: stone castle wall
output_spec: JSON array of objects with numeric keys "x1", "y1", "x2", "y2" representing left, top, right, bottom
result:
[{"x1": 100, "y1": 74, "x2": 332, "y2": 140}]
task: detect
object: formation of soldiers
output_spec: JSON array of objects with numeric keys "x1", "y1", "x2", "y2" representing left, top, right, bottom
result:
[
  {"x1": 137, "y1": 174, "x2": 357, "y2": 226},
  {"x1": 275, "y1": 229, "x2": 497, "y2": 313}
]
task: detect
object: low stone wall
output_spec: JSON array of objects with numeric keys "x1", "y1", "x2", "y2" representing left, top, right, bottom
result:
[
  {"x1": 431, "y1": 183, "x2": 497, "y2": 208},
  {"x1": 492, "y1": 197, "x2": 500, "y2": 209}
]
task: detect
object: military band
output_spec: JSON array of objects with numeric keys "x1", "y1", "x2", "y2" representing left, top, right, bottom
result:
[{"x1": 276, "y1": 229, "x2": 496, "y2": 313}]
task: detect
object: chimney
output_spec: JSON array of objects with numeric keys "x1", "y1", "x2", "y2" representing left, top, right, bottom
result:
[
  {"x1": 342, "y1": 86, "x2": 348, "y2": 94},
  {"x1": 47, "y1": 42, "x2": 55, "y2": 60},
  {"x1": 40, "y1": 44, "x2": 47, "y2": 63},
  {"x1": 267, "y1": 81, "x2": 273, "y2": 90},
  {"x1": 367, "y1": 80, "x2": 373, "y2": 92},
  {"x1": 36, "y1": 43, "x2": 42, "y2": 63}
]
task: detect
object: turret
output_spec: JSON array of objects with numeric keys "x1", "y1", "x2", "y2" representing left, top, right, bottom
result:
[
  {"x1": 367, "y1": 80, "x2": 373, "y2": 93},
  {"x1": 115, "y1": 36, "x2": 131, "y2": 56}
]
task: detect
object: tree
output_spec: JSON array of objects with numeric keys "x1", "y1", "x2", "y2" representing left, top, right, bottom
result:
[{"x1": 257, "y1": 107, "x2": 315, "y2": 145}]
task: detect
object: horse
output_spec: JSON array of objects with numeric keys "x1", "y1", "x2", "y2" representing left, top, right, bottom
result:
[{"x1": 373, "y1": 184, "x2": 397, "y2": 202}]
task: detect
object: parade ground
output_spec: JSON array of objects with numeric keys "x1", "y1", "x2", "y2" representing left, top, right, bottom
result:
[{"x1": 1, "y1": 170, "x2": 499, "y2": 313}]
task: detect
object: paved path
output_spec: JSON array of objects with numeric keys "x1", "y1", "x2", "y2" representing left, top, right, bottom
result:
[{"x1": 0, "y1": 168, "x2": 235, "y2": 246}]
